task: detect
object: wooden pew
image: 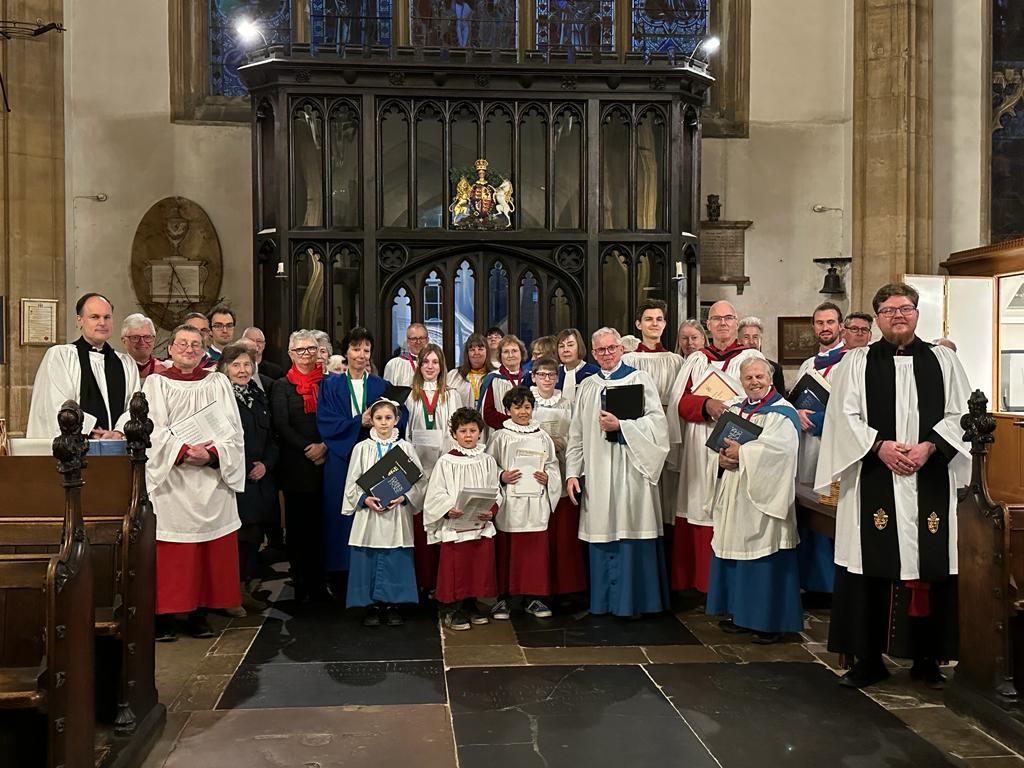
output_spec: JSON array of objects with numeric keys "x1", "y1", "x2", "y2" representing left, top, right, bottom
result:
[
  {"x1": 0, "y1": 392, "x2": 163, "y2": 766},
  {"x1": 0, "y1": 401, "x2": 95, "y2": 768}
]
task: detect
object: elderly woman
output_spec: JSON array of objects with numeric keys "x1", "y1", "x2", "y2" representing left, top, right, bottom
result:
[
  {"x1": 271, "y1": 329, "x2": 328, "y2": 602},
  {"x1": 218, "y1": 343, "x2": 279, "y2": 613},
  {"x1": 312, "y1": 330, "x2": 333, "y2": 369},
  {"x1": 121, "y1": 312, "x2": 162, "y2": 379},
  {"x1": 554, "y1": 328, "x2": 599, "y2": 404},
  {"x1": 478, "y1": 334, "x2": 529, "y2": 431},
  {"x1": 676, "y1": 319, "x2": 707, "y2": 358}
]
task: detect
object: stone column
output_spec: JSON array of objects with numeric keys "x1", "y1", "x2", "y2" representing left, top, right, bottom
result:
[
  {"x1": 851, "y1": 0, "x2": 932, "y2": 309},
  {"x1": 0, "y1": 0, "x2": 65, "y2": 434}
]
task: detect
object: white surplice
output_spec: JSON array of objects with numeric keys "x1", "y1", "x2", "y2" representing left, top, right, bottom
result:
[
  {"x1": 813, "y1": 345, "x2": 971, "y2": 580},
  {"x1": 404, "y1": 383, "x2": 462, "y2": 477},
  {"x1": 341, "y1": 431, "x2": 426, "y2": 548},
  {"x1": 446, "y1": 368, "x2": 484, "y2": 410},
  {"x1": 383, "y1": 354, "x2": 417, "y2": 387},
  {"x1": 704, "y1": 407, "x2": 800, "y2": 560},
  {"x1": 668, "y1": 347, "x2": 764, "y2": 526},
  {"x1": 143, "y1": 372, "x2": 246, "y2": 543},
  {"x1": 27, "y1": 344, "x2": 140, "y2": 437},
  {"x1": 565, "y1": 366, "x2": 669, "y2": 543},
  {"x1": 422, "y1": 447, "x2": 502, "y2": 544},
  {"x1": 486, "y1": 421, "x2": 561, "y2": 532},
  {"x1": 793, "y1": 343, "x2": 845, "y2": 484},
  {"x1": 533, "y1": 389, "x2": 572, "y2": 499}
]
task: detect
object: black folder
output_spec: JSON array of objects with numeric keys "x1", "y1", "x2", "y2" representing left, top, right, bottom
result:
[
  {"x1": 602, "y1": 383, "x2": 645, "y2": 443},
  {"x1": 789, "y1": 372, "x2": 830, "y2": 412},
  {"x1": 356, "y1": 445, "x2": 423, "y2": 493},
  {"x1": 705, "y1": 410, "x2": 764, "y2": 452},
  {"x1": 382, "y1": 384, "x2": 412, "y2": 405}
]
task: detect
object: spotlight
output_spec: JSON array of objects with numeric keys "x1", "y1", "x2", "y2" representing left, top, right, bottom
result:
[
  {"x1": 235, "y1": 18, "x2": 268, "y2": 47},
  {"x1": 686, "y1": 35, "x2": 720, "y2": 67}
]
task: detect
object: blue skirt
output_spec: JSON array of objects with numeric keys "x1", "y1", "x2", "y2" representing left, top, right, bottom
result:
[
  {"x1": 345, "y1": 546, "x2": 418, "y2": 607},
  {"x1": 706, "y1": 548, "x2": 804, "y2": 633},
  {"x1": 796, "y1": 525, "x2": 835, "y2": 593},
  {"x1": 589, "y1": 538, "x2": 669, "y2": 617}
]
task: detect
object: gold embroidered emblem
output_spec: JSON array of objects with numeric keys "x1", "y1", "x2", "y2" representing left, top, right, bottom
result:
[
  {"x1": 873, "y1": 509, "x2": 889, "y2": 530},
  {"x1": 927, "y1": 511, "x2": 940, "y2": 534}
]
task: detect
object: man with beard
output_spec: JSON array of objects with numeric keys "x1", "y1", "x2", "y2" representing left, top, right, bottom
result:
[
  {"x1": 815, "y1": 283, "x2": 970, "y2": 689},
  {"x1": 668, "y1": 300, "x2": 763, "y2": 594}
]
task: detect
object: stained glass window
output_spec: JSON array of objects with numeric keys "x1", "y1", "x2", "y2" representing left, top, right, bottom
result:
[
  {"x1": 631, "y1": 0, "x2": 708, "y2": 58},
  {"x1": 209, "y1": 0, "x2": 293, "y2": 98},
  {"x1": 411, "y1": 0, "x2": 517, "y2": 49},
  {"x1": 535, "y1": 0, "x2": 614, "y2": 53},
  {"x1": 310, "y1": 0, "x2": 393, "y2": 47}
]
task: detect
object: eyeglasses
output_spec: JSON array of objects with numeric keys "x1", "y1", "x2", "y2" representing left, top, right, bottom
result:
[
  {"x1": 844, "y1": 325, "x2": 871, "y2": 335},
  {"x1": 533, "y1": 371, "x2": 557, "y2": 379},
  {"x1": 708, "y1": 314, "x2": 737, "y2": 324},
  {"x1": 212, "y1": 322, "x2": 235, "y2": 330},
  {"x1": 407, "y1": 335, "x2": 428, "y2": 343},
  {"x1": 593, "y1": 345, "x2": 622, "y2": 356},
  {"x1": 876, "y1": 306, "x2": 918, "y2": 318},
  {"x1": 125, "y1": 335, "x2": 154, "y2": 344},
  {"x1": 172, "y1": 341, "x2": 204, "y2": 350},
  {"x1": 290, "y1": 346, "x2": 319, "y2": 356}
]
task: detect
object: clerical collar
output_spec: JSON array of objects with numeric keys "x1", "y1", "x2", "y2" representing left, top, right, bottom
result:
[
  {"x1": 450, "y1": 444, "x2": 486, "y2": 457},
  {"x1": 531, "y1": 387, "x2": 561, "y2": 406},
  {"x1": 502, "y1": 418, "x2": 540, "y2": 433},
  {"x1": 600, "y1": 361, "x2": 624, "y2": 379},
  {"x1": 876, "y1": 335, "x2": 924, "y2": 356},
  {"x1": 79, "y1": 336, "x2": 110, "y2": 354},
  {"x1": 370, "y1": 428, "x2": 400, "y2": 445}
]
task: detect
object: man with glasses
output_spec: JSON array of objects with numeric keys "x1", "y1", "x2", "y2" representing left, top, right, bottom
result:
[
  {"x1": 816, "y1": 282, "x2": 971, "y2": 689},
  {"x1": 206, "y1": 305, "x2": 237, "y2": 362},
  {"x1": 842, "y1": 312, "x2": 874, "y2": 349},
  {"x1": 27, "y1": 292, "x2": 141, "y2": 438},
  {"x1": 565, "y1": 327, "x2": 670, "y2": 617},
  {"x1": 383, "y1": 322, "x2": 430, "y2": 386},
  {"x1": 242, "y1": 326, "x2": 285, "y2": 380},
  {"x1": 143, "y1": 324, "x2": 246, "y2": 641},
  {"x1": 183, "y1": 312, "x2": 215, "y2": 370},
  {"x1": 669, "y1": 300, "x2": 763, "y2": 595},
  {"x1": 121, "y1": 313, "x2": 162, "y2": 379}
]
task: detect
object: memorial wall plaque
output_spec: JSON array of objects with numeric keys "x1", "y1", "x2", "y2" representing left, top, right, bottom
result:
[{"x1": 699, "y1": 220, "x2": 752, "y2": 293}]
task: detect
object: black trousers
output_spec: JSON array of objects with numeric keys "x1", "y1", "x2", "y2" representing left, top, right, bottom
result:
[
  {"x1": 827, "y1": 566, "x2": 958, "y2": 661},
  {"x1": 283, "y1": 490, "x2": 326, "y2": 592}
]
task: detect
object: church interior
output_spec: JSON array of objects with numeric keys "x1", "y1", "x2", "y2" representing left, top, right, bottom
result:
[{"x1": 4, "y1": 0, "x2": 1024, "y2": 766}]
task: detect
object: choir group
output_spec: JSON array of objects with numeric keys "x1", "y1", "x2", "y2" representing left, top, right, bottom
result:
[{"x1": 25, "y1": 282, "x2": 970, "y2": 689}]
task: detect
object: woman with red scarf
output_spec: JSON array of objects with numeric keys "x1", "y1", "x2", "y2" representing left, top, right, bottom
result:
[{"x1": 271, "y1": 330, "x2": 328, "y2": 602}]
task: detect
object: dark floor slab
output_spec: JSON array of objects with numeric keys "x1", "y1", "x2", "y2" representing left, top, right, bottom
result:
[
  {"x1": 446, "y1": 665, "x2": 718, "y2": 768},
  {"x1": 217, "y1": 660, "x2": 446, "y2": 709},
  {"x1": 646, "y1": 662, "x2": 962, "y2": 767},
  {"x1": 241, "y1": 600, "x2": 441, "y2": 664},
  {"x1": 510, "y1": 610, "x2": 699, "y2": 648},
  {"x1": 163, "y1": 704, "x2": 456, "y2": 767}
]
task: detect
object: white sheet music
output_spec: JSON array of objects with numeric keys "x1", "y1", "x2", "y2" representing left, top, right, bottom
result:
[{"x1": 169, "y1": 401, "x2": 235, "y2": 445}]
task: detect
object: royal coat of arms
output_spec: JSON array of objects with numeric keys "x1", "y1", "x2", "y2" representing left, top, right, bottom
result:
[{"x1": 450, "y1": 158, "x2": 514, "y2": 229}]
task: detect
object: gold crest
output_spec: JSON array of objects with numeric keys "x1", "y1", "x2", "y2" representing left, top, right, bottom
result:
[
  {"x1": 873, "y1": 509, "x2": 889, "y2": 530},
  {"x1": 927, "y1": 511, "x2": 940, "y2": 534}
]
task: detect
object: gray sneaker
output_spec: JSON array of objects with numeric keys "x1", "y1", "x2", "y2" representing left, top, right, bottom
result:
[
  {"x1": 525, "y1": 599, "x2": 553, "y2": 618},
  {"x1": 444, "y1": 611, "x2": 471, "y2": 631},
  {"x1": 491, "y1": 599, "x2": 511, "y2": 620}
]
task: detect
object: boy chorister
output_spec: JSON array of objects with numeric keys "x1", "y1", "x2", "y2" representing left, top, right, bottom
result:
[
  {"x1": 423, "y1": 407, "x2": 502, "y2": 631},
  {"x1": 486, "y1": 386, "x2": 561, "y2": 619},
  {"x1": 530, "y1": 356, "x2": 587, "y2": 596},
  {"x1": 342, "y1": 398, "x2": 426, "y2": 627}
]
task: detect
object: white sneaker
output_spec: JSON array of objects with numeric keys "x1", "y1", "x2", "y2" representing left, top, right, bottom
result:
[
  {"x1": 491, "y1": 599, "x2": 511, "y2": 620},
  {"x1": 525, "y1": 599, "x2": 552, "y2": 618}
]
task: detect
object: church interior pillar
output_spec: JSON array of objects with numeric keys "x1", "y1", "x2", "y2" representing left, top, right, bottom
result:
[
  {"x1": 0, "y1": 0, "x2": 65, "y2": 434},
  {"x1": 851, "y1": 0, "x2": 932, "y2": 308}
]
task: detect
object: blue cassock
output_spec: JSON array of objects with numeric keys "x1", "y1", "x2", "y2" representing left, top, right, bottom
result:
[
  {"x1": 317, "y1": 372, "x2": 408, "y2": 571},
  {"x1": 556, "y1": 361, "x2": 599, "y2": 391}
]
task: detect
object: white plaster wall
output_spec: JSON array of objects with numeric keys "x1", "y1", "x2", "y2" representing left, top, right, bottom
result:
[
  {"x1": 700, "y1": 0, "x2": 855, "y2": 366},
  {"x1": 933, "y1": 0, "x2": 987, "y2": 265},
  {"x1": 64, "y1": 0, "x2": 253, "y2": 340}
]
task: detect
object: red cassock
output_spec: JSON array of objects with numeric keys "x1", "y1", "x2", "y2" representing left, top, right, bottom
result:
[
  {"x1": 495, "y1": 529, "x2": 551, "y2": 596},
  {"x1": 548, "y1": 496, "x2": 587, "y2": 594},
  {"x1": 434, "y1": 537, "x2": 498, "y2": 603}
]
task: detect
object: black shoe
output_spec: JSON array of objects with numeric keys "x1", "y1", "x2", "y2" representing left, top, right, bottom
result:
[
  {"x1": 443, "y1": 610, "x2": 471, "y2": 631},
  {"x1": 838, "y1": 657, "x2": 891, "y2": 689},
  {"x1": 751, "y1": 632, "x2": 782, "y2": 645},
  {"x1": 910, "y1": 659, "x2": 946, "y2": 689},
  {"x1": 363, "y1": 605, "x2": 382, "y2": 627},
  {"x1": 155, "y1": 615, "x2": 177, "y2": 643},
  {"x1": 186, "y1": 612, "x2": 215, "y2": 639},
  {"x1": 386, "y1": 606, "x2": 404, "y2": 626},
  {"x1": 718, "y1": 619, "x2": 753, "y2": 634}
]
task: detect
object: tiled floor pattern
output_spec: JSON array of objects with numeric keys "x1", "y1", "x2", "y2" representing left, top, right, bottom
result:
[{"x1": 142, "y1": 563, "x2": 1023, "y2": 768}]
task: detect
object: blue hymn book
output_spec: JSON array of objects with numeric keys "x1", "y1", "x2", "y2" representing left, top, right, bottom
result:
[
  {"x1": 705, "y1": 411, "x2": 764, "y2": 452},
  {"x1": 369, "y1": 469, "x2": 412, "y2": 508}
]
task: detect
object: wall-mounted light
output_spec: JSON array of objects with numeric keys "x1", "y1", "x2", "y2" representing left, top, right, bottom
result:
[
  {"x1": 813, "y1": 257, "x2": 852, "y2": 295},
  {"x1": 811, "y1": 204, "x2": 842, "y2": 214},
  {"x1": 235, "y1": 18, "x2": 269, "y2": 47},
  {"x1": 685, "y1": 36, "x2": 720, "y2": 68}
]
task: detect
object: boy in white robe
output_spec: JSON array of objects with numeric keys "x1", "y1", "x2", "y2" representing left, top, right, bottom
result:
[
  {"x1": 566, "y1": 328, "x2": 670, "y2": 617},
  {"x1": 815, "y1": 283, "x2": 971, "y2": 689},
  {"x1": 342, "y1": 399, "x2": 426, "y2": 626},
  {"x1": 144, "y1": 325, "x2": 246, "y2": 640},
  {"x1": 28, "y1": 292, "x2": 140, "y2": 438},
  {"x1": 423, "y1": 407, "x2": 502, "y2": 631},
  {"x1": 486, "y1": 386, "x2": 561, "y2": 619},
  {"x1": 704, "y1": 357, "x2": 803, "y2": 644}
]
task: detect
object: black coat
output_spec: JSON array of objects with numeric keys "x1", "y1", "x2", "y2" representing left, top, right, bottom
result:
[
  {"x1": 271, "y1": 375, "x2": 325, "y2": 493},
  {"x1": 260, "y1": 360, "x2": 286, "y2": 380},
  {"x1": 234, "y1": 386, "x2": 280, "y2": 527}
]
